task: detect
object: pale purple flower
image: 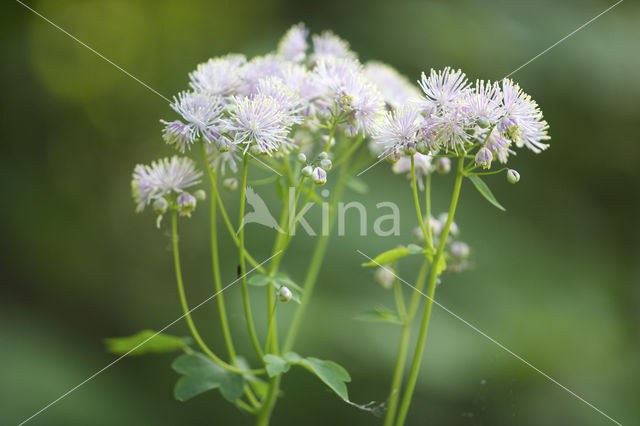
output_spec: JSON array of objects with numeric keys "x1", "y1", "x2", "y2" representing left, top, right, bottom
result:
[
  {"x1": 278, "y1": 23, "x2": 308, "y2": 62},
  {"x1": 465, "y1": 80, "x2": 502, "y2": 124},
  {"x1": 239, "y1": 55, "x2": 286, "y2": 96},
  {"x1": 162, "y1": 91, "x2": 224, "y2": 151},
  {"x1": 499, "y1": 79, "x2": 550, "y2": 153},
  {"x1": 229, "y1": 94, "x2": 293, "y2": 155},
  {"x1": 314, "y1": 58, "x2": 384, "y2": 134},
  {"x1": 189, "y1": 54, "x2": 246, "y2": 97},
  {"x1": 281, "y1": 63, "x2": 323, "y2": 115},
  {"x1": 131, "y1": 156, "x2": 202, "y2": 212},
  {"x1": 256, "y1": 76, "x2": 303, "y2": 121},
  {"x1": 310, "y1": 31, "x2": 356, "y2": 63},
  {"x1": 419, "y1": 67, "x2": 471, "y2": 112},
  {"x1": 431, "y1": 106, "x2": 474, "y2": 153},
  {"x1": 364, "y1": 61, "x2": 421, "y2": 110},
  {"x1": 373, "y1": 105, "x2": 422, "y2": 152}
]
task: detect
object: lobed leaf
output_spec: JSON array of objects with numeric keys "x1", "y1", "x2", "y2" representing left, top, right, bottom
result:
[{"x1": 172, "y1": 353, "x2": 244, "y2": 402}]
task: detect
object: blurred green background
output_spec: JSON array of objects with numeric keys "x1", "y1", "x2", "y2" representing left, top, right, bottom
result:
[{"x1": 1, "y1": 0, "x2": 639, "y2": 424}]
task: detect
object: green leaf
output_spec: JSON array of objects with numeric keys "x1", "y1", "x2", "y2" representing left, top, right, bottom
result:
[
  {"x1": 172, "y1": 353, "x2": 244, "y2": 402},
  {"x1": 248, "y1": 273, "x2": 271, "y2": 287},
  {"x1": 104, "y1": 330, "x2": 188, "y2": 356},
  {"x1": 468, "y1": 175, "x2": 506, "y2": 211},
  {"x1": 264, "y1": 354, "x2": 291, "y2": 378},
  {"x1": 362, "y1": 247, "x2": 411, "y2": 267},
  {"x1": 407, "y1": 243, "x2": 424, "y2": 255},
  {"x1": 296, "y1": 356, "x2": 351, "y2": 402},
  {"x1": 355, "y1": 306, "x2": 403, "y2": 325},
  {"x1": 346, "y1": 177, "x2": 369, "y2": 194}
]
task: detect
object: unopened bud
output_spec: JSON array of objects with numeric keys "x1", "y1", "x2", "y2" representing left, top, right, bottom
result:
[
  {"x1": 475, "y1": 147, "x2": 492, "y2": 169},
  {"x1": 223, "y1": 178, "x2": 238, "y2": 191},
  {"x1": 320, "y1": 159, "x2": 333, "y2": 170},
  {"x1": 477, "y1": 117, "x2": 490, "y2": 129},
  {"x1": 217, "y1": 136, "x2": 231, "y2": 152},
  {"x1": 386, "y1": 149, "x2": 401, "y2": 164},
  {"x1": 416, "y1": 141, "x2": 429, "y2": 155},
  {"x1": 318, "y1": 152, "x2": 329, "y2": 160},
  {"x1": 297, "y1": 153, "x2": 307, "y2": 163},
  {"x1": 374, "y1": 267, "x2": 395, "y2": 290},
  {"x1": 250, "y1": 145, "x2": 263, "y2": 156},
  {"x1": 403, "y1": 142, "x2": 417, "y2": 156},
  {"x1": 278, "y1": 286, "x2": 293, "y2": 302},
  {"x1": 153, "y1": 197, "x2": 168, "y2": 215},
  {"x1": 436, "y1": 157, "x2": 451, "y2": 174},
  {"x1": 450, "y1": 241, "x2": 470, "y2": 259},
  {"x1": 312, "y1": 167, "x2": 327, "y2": 185},
  {"x1": 194, "y1": 189, "x2": 206, "y2": 201},
  {"x1": 177, "y1": 192, "x2": 197, "y2": 217},
  {"x1": 301, "y1": 165, "x2": 313, "y2": 177},
  {"x1": 507, "y1": 169, "x2": 520, "y2": 184}
]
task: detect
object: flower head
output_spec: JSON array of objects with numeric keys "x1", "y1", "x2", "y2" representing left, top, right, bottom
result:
[
  {"x1": 419, "y1": 67, "x2": 471, "y2": 112},
  {"x1": 189, "y1": 54, "x2": 246, "y2": 97},
  {"x1": 373, "y1": 105, "x2": 422, "y2": 153},
  {"x1": 364, "y1": 61, "x2": 420, "y2": 110},
  {"x1": 310, "y1": 31, "x2": 356, "y2": 63},
  {"x1": 131, "y1": 156, "x2": 202, "y2": 213},
  {"x1": 499, "y1": 79, "x2": 550, "y2": 153},
  {"x1": 229, "y1": 94, "x2": 294, "y2": 155},
  {"x1": 277, "y1": 23, "x2": 308, "y2": 63},
  {"x1": 239, "y1": 55, "x2": 286, "y2": 96},
  {"x1": 162, "y1": 91, "x2": 224, "y2": 151}
]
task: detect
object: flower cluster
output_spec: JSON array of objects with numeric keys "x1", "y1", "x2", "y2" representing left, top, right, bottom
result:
[
  {"x1": 131, "y1": 156, "x2": 204, "y2": 226},
  {"x1": 372, "y1": 67, "x2": 550, "y2": 174},
  {"x1": 159, "y1": 24, "x2": 392, "y2": 174}
]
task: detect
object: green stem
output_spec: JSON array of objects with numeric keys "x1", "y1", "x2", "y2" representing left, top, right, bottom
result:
[
  {"x1": 214, "y1": 185, "x2": 266, "y2": 274},
  {"x1": 201, "y1": 144, "x2": 237, "y2": 363},
  {"x1": 425, "y1": 172, "x2": 432, "y2": 244},
  {"x1": 238, "y1": 155, "x2": 264, "y2": 361},
  {"x1": 383, "y1": 262, "x2": 429, "y2": 426},
  {"x1": 411, "y1": 155, "x2": 434, "y2": 251},
  {"x1": 258, "y1": 142, "x2": 356, "y2": 426},
  {"x1": 170, "y1": 211, "x2": 262, "y2": 375},
  {"x1": 394, "y1": 157, "x2": 465, "y2": 426}
]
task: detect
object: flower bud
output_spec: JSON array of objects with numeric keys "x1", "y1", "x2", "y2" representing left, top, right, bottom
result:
[
  {"x1": 297, "y1": 153, "x2": 307, "y2": 163},
  {"x1": 312, "y1": 167, "x2": 327, "y2": 185},
  {"x1": 386, "y1": 149, "x2": 401, "y2": 164},
  {"x1": 217, "y1": 136, "x2": 231, "y2": 152},
  {"x1": 450, "y1": 241, "x2": 470, "y2": 259},
  {"x1": 416, "y1": 141, "x2": 429, "y2": 155},
  {"x1": 374, "y1": 267, "x2": 394, "y2": 290},
  {"x1": 223, "y1": 177, "x2": 238, "y2": 191},
  {"x1": 250, "y1": 145, "x2": 264, "y2": 156},
  {"x1": 475, "y1": 147, "x2": 492, "y2": 169},
  {"x1": 320, "y1": 158, "x2": 333, "y2": 170},
  {"x1": 278, "y1": 286, "x2": 293, "y2": 302},
  {"x1": 318, "y1": 151, "x2": 329, "y2": 160},
  {"x1": 194, "y1": 189, "x2": 206, "y2": 201},
  {"x1": 477, "y1": 117, "x2": 490, "y2": 129},
  {"x1": 507, "y1": 169, "x2": 520, "y2": 184},
  {"x1": 436, "y1": 157, "x2": 451, "y2": 174},
  {"x1": 177, "y1": 192, "x2": 197, "y2": 217},
  {"x1": 345, "y1": 124, "x2": 357, "y2": 137},
  {"x1": 153, "y1": 197, "x2": 168, "y2": 215},
  {"x1": 403, "y1": 142, "x2": 417, "y2": 156},
  {"x1": 301, "y1": 165, "x2": 313, "y2": 177}
]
